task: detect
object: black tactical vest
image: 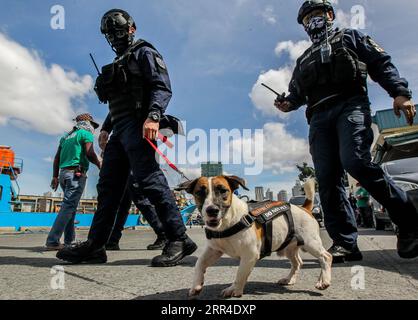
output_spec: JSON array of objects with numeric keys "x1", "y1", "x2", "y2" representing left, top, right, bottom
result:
[
  {"x1": 100, "y1": 40, "x2": 159, "y2": 125},
  {"x1": 294, "y1": 29, "x2": 368, "y2": 112}
]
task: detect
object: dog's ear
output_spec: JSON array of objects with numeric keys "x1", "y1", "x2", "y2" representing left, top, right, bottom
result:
[
  {"x1": 175, "y1": 179, "x2": 199, "y2": 194},
  {"x1": 224, "y1": 175, "x2": 249, "y2": 191}
]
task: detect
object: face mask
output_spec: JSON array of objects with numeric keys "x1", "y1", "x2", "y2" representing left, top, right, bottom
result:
[
  {"x1": 304, "y1": 15, "x2": 334, "y2": 44},
  {"x1": 105, "y1": 29, "x2": 134, "y2": 55}
]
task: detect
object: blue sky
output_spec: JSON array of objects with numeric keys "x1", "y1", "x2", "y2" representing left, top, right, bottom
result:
[{"x1": 1, "y1": 0, "x2": 418, "y2": 199}]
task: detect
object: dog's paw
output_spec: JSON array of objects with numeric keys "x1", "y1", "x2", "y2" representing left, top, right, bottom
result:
[
  {"x1": 315, "y1": 280, "x2": 330, "y2": 291},
  {"x1": 221, "y1": 285, "x2": 243, "y2": 298},
  {"x1": 277, "y1": 277, "x2": 296, "y2": 286},
  {"x1": 189, "y1": 285, "x2": 203, "y2": 298}
]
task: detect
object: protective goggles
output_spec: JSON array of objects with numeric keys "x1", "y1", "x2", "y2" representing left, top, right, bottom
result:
[{"x1": 105, "y1": 30, "x2": 128, "y2": 42}]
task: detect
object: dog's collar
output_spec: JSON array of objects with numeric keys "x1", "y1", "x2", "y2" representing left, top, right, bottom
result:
[{"x1": 205, "y1": 214, "x2": 255, "y2": 240}]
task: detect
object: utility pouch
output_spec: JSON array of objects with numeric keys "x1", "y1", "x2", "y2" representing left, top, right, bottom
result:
[
  {"x1": 331, "y1": 48, "x2": 358, "y2": 84},
  {"x1": 114, "y1": 63, "x2": 128, "y2": 87},
  {"x1": 298, "y1": 60, "x2": 318, "y2": 91},
  {"x1": 101, "y1": 63, "x2": 116, "y2": 85},
  {"x1": 94, "y1": 74, "x2": 108, "y2": 103},
  {"x1": 356, "y1": 61, "x2": 368, "y2": 81}
]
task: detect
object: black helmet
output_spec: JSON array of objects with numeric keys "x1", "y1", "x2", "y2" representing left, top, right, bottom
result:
[
  {"x1": 297, "y1": 0, "x2": 335, "y2": 25},
  {"x1": 100, "y1": 9, "x2": 136, "y2": 34}
]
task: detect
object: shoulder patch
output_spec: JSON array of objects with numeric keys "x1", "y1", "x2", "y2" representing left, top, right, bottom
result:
[
  {"x1": 366, "y1": 36, "x2": 385, "y2": 53},
  {"x1": 155, "y1": 55, "x2": 167, "y2": 70}
]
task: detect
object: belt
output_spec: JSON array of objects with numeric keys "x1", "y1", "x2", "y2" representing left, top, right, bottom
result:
[
  {"x1": 62, "y1": 166, "x2": 79, "y2": 170},
  {"x1": 61, "y1": 166, "x2": 87, "y2": 174},
  {"x1": 306, "y1": 91, "x2": 368, "y2": 124}
]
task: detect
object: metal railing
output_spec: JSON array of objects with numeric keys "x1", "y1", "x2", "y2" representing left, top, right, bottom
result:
[{"x1": 0, "y1": 158, "x2": 23, "y2": 200}]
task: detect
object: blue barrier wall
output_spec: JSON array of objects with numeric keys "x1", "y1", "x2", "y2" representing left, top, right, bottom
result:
[
  {"x1": 0, "y1": 174, "x2": 12, "y2": 213},
  {"x1": 1, "y1": 172, "x2": 196, "y2": 231}
]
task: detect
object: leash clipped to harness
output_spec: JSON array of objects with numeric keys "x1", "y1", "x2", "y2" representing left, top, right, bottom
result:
[{"x1": 205, "y1": 201, "x2": 305, "y2": 260}]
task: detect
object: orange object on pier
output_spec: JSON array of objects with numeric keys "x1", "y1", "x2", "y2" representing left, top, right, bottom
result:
[
  {"x1": 0, "y1": 146, "x2": 15, "y2": 168},
  {"x1": 0, "y1": 146, "x2": 22, "y2": 178}
]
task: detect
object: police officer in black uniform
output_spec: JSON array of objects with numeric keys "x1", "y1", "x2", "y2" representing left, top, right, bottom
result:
[
  {"x1": 57, "y1": 9, "x2": 197, "y2": 266},
  {"x1": 105, "y1": 179, "x2": 168, "y2": 251},
  {"x1": 275, "y1": 0, "x2": 418, "y2": 262},
  {"x1": 99, "y1": 114, "x2": 167, "y2": 251}
]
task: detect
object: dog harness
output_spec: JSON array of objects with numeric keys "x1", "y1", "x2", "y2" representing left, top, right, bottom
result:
[{"x1": 205, "y1": 201, "x2": 305, "y2": 260}]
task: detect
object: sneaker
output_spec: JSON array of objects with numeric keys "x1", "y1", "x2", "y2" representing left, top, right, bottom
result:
[
  {"x1": 44, "y1": 244, "x2": 65, "y2": 251},
  {"x1": 105, "y1": 242, "x2": 120, "y2": 251},
  {"x1": 151, "y1": 236, "x2": 197, "y2": 267},
  {"x1": 328, "y1": 244, "x2": 363, "y2": 264},
  {"x1": 56, "y1": 240, "x2": 107, "y2": 264},
  {"x1": 397, "y1": 229, "x2": 418, "y2": 259},
  {"x1": 147, "y1": 236, "x2": 168, "y2": 251}
]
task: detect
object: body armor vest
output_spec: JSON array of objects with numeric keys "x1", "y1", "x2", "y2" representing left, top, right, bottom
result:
[
  {"x1": 99, "y1": 40, "x2": 158, "y2": 125},
  {"x1": 295, "y1": 29, "x2": 368, "y2": 112}
]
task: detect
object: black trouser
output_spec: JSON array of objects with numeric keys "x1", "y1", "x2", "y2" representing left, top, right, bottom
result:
[
  {"x1": 358, "y1": 206, "x2": 373, "y2": 228},
  {"x1": 107, "y1": 178, "x2": 165, "y2": 245},
  {"x1": 309, "y1": 96, "x2": 418, "y2": 249},
  {"x1": 88, "y1": 120, "x2": 186, "y2": 248}
]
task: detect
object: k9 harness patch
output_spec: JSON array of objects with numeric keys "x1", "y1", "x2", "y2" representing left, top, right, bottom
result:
[
  {"x1": 249, "y1": 201, "x2": 291, "y2": 224},
  {"x1": 205, "y1": 200, "x2": 305, "y2": 260}
]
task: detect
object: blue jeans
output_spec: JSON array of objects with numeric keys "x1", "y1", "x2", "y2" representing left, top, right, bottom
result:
[
  {"x1": 309, "y1": 96, "x2": 418, "y2": 250},
  {"x1": 46, "y1": 170, "x2": 87, "y2": 246}
]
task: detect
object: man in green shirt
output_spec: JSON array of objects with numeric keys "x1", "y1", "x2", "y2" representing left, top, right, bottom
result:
[
  {"x1": 356, "y1": 183, "x2": 373, "y2": 228},
  {"x1": 45, "y1": 114, "x2": 101, "y2": 250}
]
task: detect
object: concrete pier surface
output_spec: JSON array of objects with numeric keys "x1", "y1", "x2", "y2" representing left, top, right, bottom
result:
[{"x1": 0, "y1": 227, "x2": 417, "y2": 300}]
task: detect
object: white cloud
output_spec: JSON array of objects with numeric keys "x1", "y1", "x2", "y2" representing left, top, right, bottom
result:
[
  {"x1": 231, "y1": 122, "x2": 311, "y2": 175},
  {"x1": 0, "y1": 32, "x2": 93, "y2": 135},
  {"x1": 261, "y1": 6, "x2": 277, "y2": 25},
  {"x1": 334, "y1": 9, "x2": 351, "y2": 29},
  {"x1": 249, "y1": 68, "x2": 293, "y2": 118},
  {"x1": 249, "y1": 40, "x2": 310, "y2": 117},
  {"x1": 43, "y1": 157, "x2": 53, "y2": 163},
  {"x1": 274, "y1": 40, "x2": 311, "y2": 62}
]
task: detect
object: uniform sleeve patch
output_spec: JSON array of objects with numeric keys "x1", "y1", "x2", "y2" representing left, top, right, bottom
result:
[
  {"x1": 155, "y1": 55, "x2": 167, "y2": 70},
  {"x1": 367, "y1": 36, "x2": 385, "y2": 53}
]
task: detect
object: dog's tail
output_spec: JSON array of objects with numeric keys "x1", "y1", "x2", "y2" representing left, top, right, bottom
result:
[{"x1": 302, "y1": 178, "x2": 316, "y2": 214}]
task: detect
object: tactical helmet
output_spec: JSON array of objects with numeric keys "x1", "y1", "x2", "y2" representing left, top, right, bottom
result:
[
  {"x1": 297, "y1": 0, "x2": 335, "y2": 25},
  {"x1": 101, "y1": 9, "x2": 136, "y2": 34}
]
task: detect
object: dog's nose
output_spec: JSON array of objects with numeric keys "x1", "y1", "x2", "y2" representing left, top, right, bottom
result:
[{"x1": 206, "y1": 205, "x2": 220, "y2": 217}]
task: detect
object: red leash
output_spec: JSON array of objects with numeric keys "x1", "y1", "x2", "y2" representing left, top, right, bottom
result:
[
  {"x1": 158, "y1": 132, "x2": 174, "y2": 149},
  {"x1": 145, "y1": 136, "x2": 190, "y2": 181}
]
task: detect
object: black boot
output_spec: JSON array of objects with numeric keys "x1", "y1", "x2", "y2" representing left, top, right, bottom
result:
[
  {"x1": 328, "y1": 244, "x2": 363, "y2": 264},
  {"x1": 56, "y1": 240, "x2": 107, "y2": 264},
  {"x1": 397, "y1": 229, "x2": 418, "y2": 259},
  {"x1": 151, "y1": 236, "x2": 197, "y2": 267},
  {"x1": 105, "y1": 242, "x2": 120, "y2": 251},
  {"x1": 147, "y1": 234, "x2": 168, "y2": 251}
]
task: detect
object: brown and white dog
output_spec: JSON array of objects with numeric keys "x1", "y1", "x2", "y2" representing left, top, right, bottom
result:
[{"x1": 177, "y1": 175, "x2": 332, "y2": 298}]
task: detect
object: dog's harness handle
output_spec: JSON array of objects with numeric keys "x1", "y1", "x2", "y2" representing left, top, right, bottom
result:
[{"x1": 204, "y1": 201, "x2": 305, "y2": 260}]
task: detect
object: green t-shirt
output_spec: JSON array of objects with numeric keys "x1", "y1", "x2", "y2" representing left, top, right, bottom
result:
[
  {"x1": 59, "y1": 129, "x2": 94, "y2": 171},
  {"x1": 356, "y1": 187, "x2": 370, "y2": 208}
]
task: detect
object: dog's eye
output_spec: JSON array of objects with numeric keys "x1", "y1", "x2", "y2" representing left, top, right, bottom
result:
[
  {"x1": 217, "y1": 187, "x2": 229, "y2": 194},
  {"x1": 196, "y1": 188, "x2": 207, "y2": 198}
]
